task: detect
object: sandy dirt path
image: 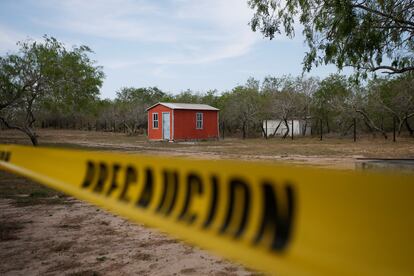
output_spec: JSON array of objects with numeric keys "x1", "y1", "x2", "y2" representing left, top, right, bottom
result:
[{"x1": 0, "y1": 196, "x2": 255, "y2": 276}]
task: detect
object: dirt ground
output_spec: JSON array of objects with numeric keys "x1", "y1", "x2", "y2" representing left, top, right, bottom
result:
[
  {"x1": 0, "y1": 172, "x2": 252, "y2": 276},
  {"x1": 1, "y1": 129, "x2": 413, "y2": 275}
]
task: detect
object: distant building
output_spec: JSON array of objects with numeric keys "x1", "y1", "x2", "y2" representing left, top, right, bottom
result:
[
  {"x1": 263, "y1": 119, "x2": 311, "y2": 137},
  {"x1": 146, "y1": 102, "x2": 219, "y2": 141}
]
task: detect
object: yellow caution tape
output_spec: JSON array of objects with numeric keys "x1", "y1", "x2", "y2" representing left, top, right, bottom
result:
[{"x1": 0, "y1": 144, "x2": 413, "y2": 275}]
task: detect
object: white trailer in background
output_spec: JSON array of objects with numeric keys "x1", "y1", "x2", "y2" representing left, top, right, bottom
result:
[{"x1": 263, "y1": 119, "x2": 311, "y2": 137}]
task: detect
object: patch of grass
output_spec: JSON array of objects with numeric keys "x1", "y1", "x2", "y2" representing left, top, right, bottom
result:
[{"x1": 0, "y1": 171, "x2": 70, "y2": 206}]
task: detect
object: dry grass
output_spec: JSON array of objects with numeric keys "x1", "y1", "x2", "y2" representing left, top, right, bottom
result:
[
  {"x1": 1, "y1": 129, "x2": 413, "y2": 172},
  {"x1": 1, "y1": 129, "x2": 413, "y2": 159}
]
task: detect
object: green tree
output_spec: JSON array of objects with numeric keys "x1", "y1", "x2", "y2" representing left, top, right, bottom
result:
[
  {"x1": 0, "y1": 36, "x2": 104, "y2": 145},
  {"x1": 223, "y1": 80, "x2": 262, "y2": 139},
  {"x1": 116, "y1": 87, "x2": 169, "y2": 104},
  {"x1": 312, "y1": 74, "x2": 351, "y2": 133},
  {"x1": 248, "y1": 0, "x2": 414, "y2": 77},
  {"x1": 201, "y1": 90, "x2": 221, "y2": 108},
  {"x1": 366, "y1": 74, "x2": 414, "y2": 135},
  {"x1": 173, "y1": 89, "x2": 202, "y2": 103}
]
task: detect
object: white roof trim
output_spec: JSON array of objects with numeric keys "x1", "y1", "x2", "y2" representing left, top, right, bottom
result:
[{"x1": 146, "y1": 102, "x2": 219, "y2": 111}]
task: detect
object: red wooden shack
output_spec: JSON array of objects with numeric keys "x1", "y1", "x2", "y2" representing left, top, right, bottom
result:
[{"x1": 146, "y1": 102, "x2": 219, "y2": 141}]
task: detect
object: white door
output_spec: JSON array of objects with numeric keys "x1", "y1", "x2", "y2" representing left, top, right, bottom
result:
[{"x1": 162, "y1": 112, "x2": 170, "y2": 140}]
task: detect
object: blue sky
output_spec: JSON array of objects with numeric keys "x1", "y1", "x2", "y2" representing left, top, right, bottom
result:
[{"x1": 0, "y1": 0, "x2": 344, "y2": 99}]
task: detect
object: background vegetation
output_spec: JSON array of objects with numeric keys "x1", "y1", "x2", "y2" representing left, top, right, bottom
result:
[{"x1": 1, "y1": 36, "x2": 413, "y2": 145}]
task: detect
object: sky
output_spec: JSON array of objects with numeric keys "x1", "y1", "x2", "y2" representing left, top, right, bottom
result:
[{"x1": 0, "y1": 0, "x2": 344, "y2": 99}]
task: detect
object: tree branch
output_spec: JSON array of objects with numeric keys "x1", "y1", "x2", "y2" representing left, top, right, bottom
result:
[
  {"x1": 352, "y1": 3, "x2": 414, "y2": 29},
  {"x1": 371, "y1": 66, "x2": 414, "y2": 74},
  {"x1": 355, "y1": 108, "x2": 388, "y2": 139},
  {"x1": 0, "y1": 117, "x2": 25, "y2": 132}
]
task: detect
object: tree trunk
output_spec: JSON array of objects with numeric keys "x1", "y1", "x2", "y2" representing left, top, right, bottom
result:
[
  {"x1": 28, "y1": 133, "x2": 38, "y2": 146},
  {"x1": 282, "y1": 118, "x2": 289, "y2": 139},
  {"x1": 397, "y1": 116, "x2": 404, "y2": 136},
  {"x1": 325, "y1": 118, "x2": 330, "y2": 133},
  {"x1": 405, "y1": 117, "x2": 414, "y2": 136},
  {"x1": 319, "y1": 118, "x2": 323, "y2": 141},
  {"x1": 355, "y1": 109, "x2": 387, "y2": 139},
  {"x1": 271, "y1": 121, "x2": 282, "y2": 137},
  {"x1": 400, "y1": 112, "x2": 414, "y2": 137},
  {"x1": 342, "y1": 122, "x2": 354, "y2": 136},
  {"x1": 123, "y1": 122, "x2": 133, "y2": 135},
  {"x1": 260, "y1": 124, "x2": 267, "y2": 139},
  {"x1": 302, "y1": 118, "x2": 308, "y2": 136},
  {"x1": 0, "y1": 117, "x2": 38, "y2": 146}
]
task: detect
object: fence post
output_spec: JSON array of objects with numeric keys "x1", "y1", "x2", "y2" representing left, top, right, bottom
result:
[
  {"x1": 353, "y1": 118, "x2": 356, "y2": 142},
  {"x1": 291, "y1": 119, "x2": 294, "y2": 140},
  {"x1": 320, "y1": 118, "x2": 323, "y2": 141},
  {"x1": 265, "y1": 120, "x2": 268, "y2": 139}
]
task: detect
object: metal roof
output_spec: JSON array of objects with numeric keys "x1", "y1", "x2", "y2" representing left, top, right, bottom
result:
[{"x1": 146, "y1": 102, "x2": 219, "y2": 111}]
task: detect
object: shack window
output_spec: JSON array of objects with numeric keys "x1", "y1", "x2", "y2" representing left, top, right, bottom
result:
[
  {"x1": 196, "y1": 112, "x2": 203, "y2": 129},
  {"x1": 153, "y1": 113, "x2": 159, "y2": 129}
]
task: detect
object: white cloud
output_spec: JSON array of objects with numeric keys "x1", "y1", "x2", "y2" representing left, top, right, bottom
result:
[
  {"x1": 35, "y1": 0, "x2": 178, "y2": 42},
  {"x1": 153, "y1": 32, "x2": 257, "y2": 65},
  {"x1": 33, "y1": 0, "x2": 260, "y2": 65},
  {"x1": 0, "y1": 25, "x2": 25, "y2": 53},
  {"x1": 0, "y1": 24, "x2": 83, "y2": 54}
]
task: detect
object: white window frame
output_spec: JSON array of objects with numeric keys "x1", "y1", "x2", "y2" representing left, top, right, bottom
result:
[
  {"x1": 152, "y1": 112, "x2": 159, "y2": 129},
  {"x1": 196, "y1": 112, "x2": 203, "y2": 129}
]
